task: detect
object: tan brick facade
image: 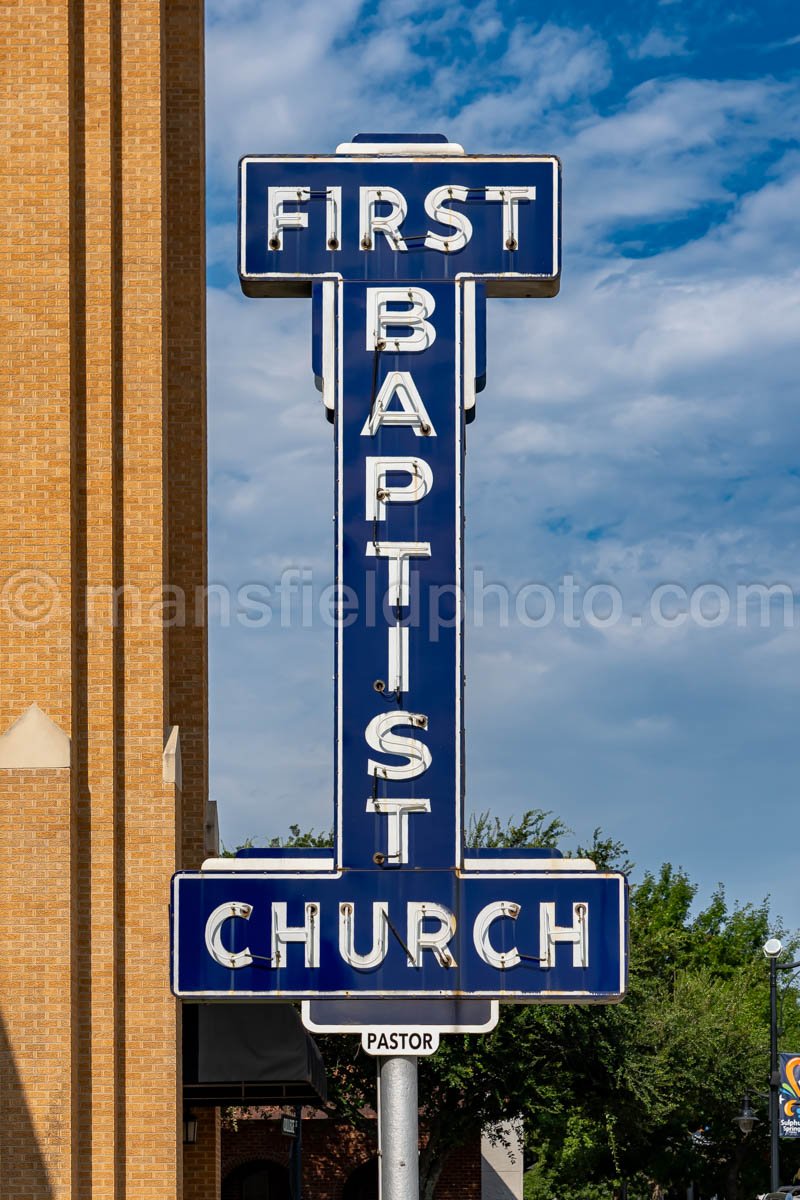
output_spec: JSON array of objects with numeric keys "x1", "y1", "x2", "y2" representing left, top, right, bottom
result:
[
  {"x1": 0, "y1": 2, "x2": 210, "y2": 1196},
  {"x1": 185, "y1": 1109, "x2": 222, "y2": 1200}
]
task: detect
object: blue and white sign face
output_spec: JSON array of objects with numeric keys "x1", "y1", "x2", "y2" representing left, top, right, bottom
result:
[
  {"x1": 240, "y1": 143, "x2": 560, "y2": 296},
  {"x1": 172, "y1": 136, "x2": 627, "y2": 1009},
  {"x1": 336, "y1": 280, "x2": 462, "y2": 871},
  {"x1": 173, "y1": 869, "x2": 626, "y2": 999}
]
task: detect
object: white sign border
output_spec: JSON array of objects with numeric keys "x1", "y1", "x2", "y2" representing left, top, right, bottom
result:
[
  {"x1": 302, "y1": 1000, "x2": 499, "y2": 1037},
  {"x1": 239, "y1": 153, "x2": 561, "y2": 291},
  {"x1": 171, "y1": 871, "x2": 628, "y2": 1001}
]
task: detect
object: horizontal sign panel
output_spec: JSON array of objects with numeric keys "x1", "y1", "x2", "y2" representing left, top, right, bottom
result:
[
  {"x1": 239, "y1": 156, "x2": 560, "y2": 296},
  {"x1": 362, "y1": 1029, "x2": 439, "y2": 1056},
  {"x1": 172, "y1": 869, "x2": 627, "y2": 1001},
  {"x1": 301, "y1": 997, "x2": 498, "y2": 1035},
  {"x1": 281, "y1": 1115, "x2": 299, "y2": 1138}
]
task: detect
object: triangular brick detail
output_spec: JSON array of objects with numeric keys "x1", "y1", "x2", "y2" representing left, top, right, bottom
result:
[{"x1": 0, "y1": 703, "x2": 71, "y2": 769}]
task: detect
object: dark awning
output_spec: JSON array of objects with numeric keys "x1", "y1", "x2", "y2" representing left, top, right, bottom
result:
[{"x1": 182, "y1": 1004, "x2": 327, "y2": 1106}]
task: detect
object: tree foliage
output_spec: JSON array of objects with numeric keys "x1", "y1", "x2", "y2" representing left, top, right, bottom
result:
[{"x1": 244, "y1": 815, "x2": 800, "y2": 1200}]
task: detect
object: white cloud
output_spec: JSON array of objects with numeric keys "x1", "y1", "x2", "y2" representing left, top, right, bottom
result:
[
  {"x1": 762, "y1": 32, "x2": 800, "y2": 51},
  {"x1": 564, "y1": 77, "x2": 799, "y2": 239},
  {"x1": 628, "y1": 27, "x2": 690, "y2": 59},
  {"x1": 205, "y1": 4, "x2": 612, "y2": 200},
  {"x1": 450, "y1": 24, "x2": 611, "y2": 148},
  {"x1": 204, "y1": 5, "x2": 800, "y2": 925},
  {"x1": 470, "y1": 0, "x2": 504, "y2": 45}
]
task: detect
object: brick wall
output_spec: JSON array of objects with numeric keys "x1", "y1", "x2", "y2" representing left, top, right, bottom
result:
[
  {"x1": 0, "y1": 3, "x2": 77, "y2": 1193},
  {"x1": 439, "y1": 1136, "x2": 482, "y2": 1200},
  {"x1": 185, "y1": 1107, "x2": 222, "y2": 1200},
  {"x1": 0, "y1": 1, "x2": 207, "y2": 1196},
  {"x1": 221, "y1": 1115, "x2": 481, "y2": 1200}
]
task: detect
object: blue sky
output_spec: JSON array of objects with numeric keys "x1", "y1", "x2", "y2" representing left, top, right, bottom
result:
[{"x1": 204, "y1": 0, "x2": 800, "y2": 931}]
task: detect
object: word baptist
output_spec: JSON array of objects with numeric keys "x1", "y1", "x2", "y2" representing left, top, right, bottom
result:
[{"x1": 355, "y1": 285, "x2": 449, "y2": 865}]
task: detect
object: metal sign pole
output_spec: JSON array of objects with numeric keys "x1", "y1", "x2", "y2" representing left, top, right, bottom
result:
[
  {"x1": 377, "y1": 1059, "x2": 382, "y2": 1200},
  {"x1": 379, "y1": 1055, "x2": 419, "y2": 1200}
]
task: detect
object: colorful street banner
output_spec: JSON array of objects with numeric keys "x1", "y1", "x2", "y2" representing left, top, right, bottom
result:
[{"x1": 780, "y1": 1052, "x2": 800, "y2": 1137}]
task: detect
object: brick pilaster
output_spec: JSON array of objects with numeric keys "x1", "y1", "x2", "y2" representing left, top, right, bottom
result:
[{"x1": 0, "y1": 2, "x2": 207, "y2": 1196}]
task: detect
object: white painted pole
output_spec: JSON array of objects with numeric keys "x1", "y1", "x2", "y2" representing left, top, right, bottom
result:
[{"x1": 378, "y1": 1055, "x2": 419, "y2": 1200}]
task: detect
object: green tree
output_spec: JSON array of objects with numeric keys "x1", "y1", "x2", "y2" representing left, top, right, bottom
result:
[
  {"x1": 221, "y1": 823, "x2": 333, "y2": 854},
  {"x1": 523, "y1": 866, "x2": 800, "y2": 1200},
  {"x1": 242, "y1": 817, "x2": 800, "y2": 1200}
]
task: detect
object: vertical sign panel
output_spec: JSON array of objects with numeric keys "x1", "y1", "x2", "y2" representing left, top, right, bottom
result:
[{"x1": 337, "y1": 282, "x2": 461, "y2": 871}]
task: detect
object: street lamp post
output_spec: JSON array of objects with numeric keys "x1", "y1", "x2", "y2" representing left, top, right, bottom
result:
[
  {"x1": 733, "y1": 1095, "x2": 758, "y2": 1137},
  {"x1": 763, "y1": 938, "x2": 800, "y2": 1193},
  {"x1": 769, "y1": 945, "x2": 780, "y2": 1193}
]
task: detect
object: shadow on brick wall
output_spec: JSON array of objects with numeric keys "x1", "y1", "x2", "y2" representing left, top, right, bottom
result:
[{"x1": 0, "y1": 1010, "x2": 54, "y2": 1196}]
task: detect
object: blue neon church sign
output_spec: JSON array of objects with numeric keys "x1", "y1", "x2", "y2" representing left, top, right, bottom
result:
[{"x1": 171, "y1": 135, "x2": 628, "y2": 1004}]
